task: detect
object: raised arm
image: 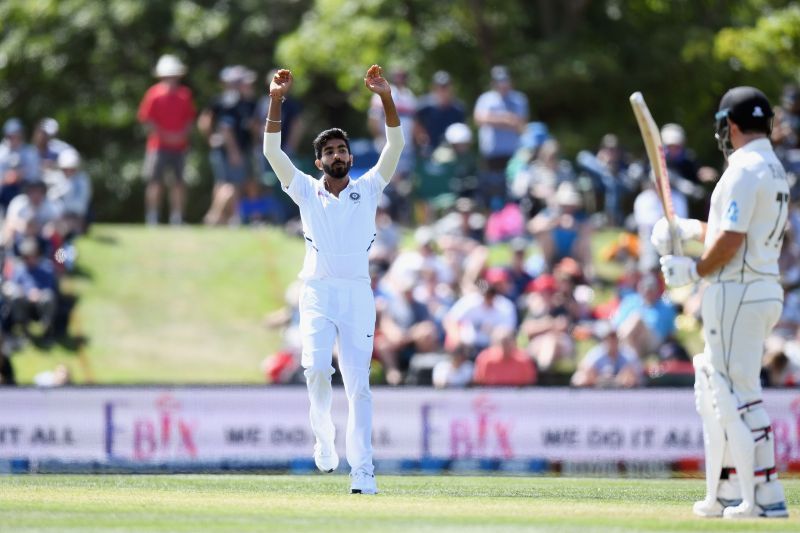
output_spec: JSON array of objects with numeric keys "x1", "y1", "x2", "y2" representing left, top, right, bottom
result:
[
  {"x1": 365, "y1": 65, "x2": 405, "y2": 182},
  {"x1": 263, "y1": 69, "x2": 299, "y2": 187}
]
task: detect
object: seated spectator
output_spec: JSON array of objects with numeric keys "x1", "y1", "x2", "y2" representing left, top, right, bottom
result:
[
  {"x1": 432, "y1": 342, "x2": 474, "y2": 389},
  {"x1": 575, "y1": 133, "x2": 636, "y2": 227},
  {"x1": 511, "y1": 138, "x2": 575, "y2": 217},
  {"x1": 3, "y1": 238, "x2": 59, "y2": 340},
  {"x1": 504, "y1": 237, "x2": 534, "y2": 304},
  {"x1": 473, "y1": 326, "x2": 537, "y2": 386},
  {"x1": 571, "y1": 322, "x2": 642, "y2": 388},
  {"x1": 378, "y1": 274, "x2": 441, "y2": 385},
  {"x1": 660, "y1": 123, "x2": 716, "y2": 219},
  {"x1": 484, "y1": 200, "x2": 524, "y2": 244},
  {"x1": 443, "y1": 277, "x2": 517, "y2": 355},
  {"x1": 389, "y1": 225, "x2": 455, "y2": 287},
  {"x1": 47, "y1": 148, "x2": 92, "y2": 238},
  {"x1": 646, "y1": 338, "x2": 694, "y2": 386},
  {"x1": 238, "y1": 178, "x2": 285, "y2": 225},
  {"x1": 520, "y1": 274, "x2": 578, "y2": 373},
  {"x1": 761, "y1": 350, "x2": 800, "y2": 388},
  {"x1": 528, "y1": 181, "x2": 592, "y2": 274},
  {"x1": 412, "y1": 265, "x2": 455, "y2": 334},
  {"x1": 416, "y1": 122, "x2": 478, "y2": 211},
  {"x1": 31, "y1": 118, "x2": 72, "y2": 172},
  {"x1": 3, "y1": 179, "x2": 60, "y2": 254},
  {"x1": 373, "y1": 195, "x2": 401, "y2": 260},
  {"x1": 612, "y1": 274, "x2": 676, "y2": 359},
  {"x1": 506, "y1": 122, "x2": 550, "y2": 200},
  {"x1": 434, "y1": 196, "x2": 485, "y2": 247},
  {"x1": 0, "y1": 118, "x2": 41, "y2": 210}
]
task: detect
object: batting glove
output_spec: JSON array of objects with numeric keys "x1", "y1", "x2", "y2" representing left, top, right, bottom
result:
[
  {"x1": 660, "y1": 255, "x2": 699, "y2": 288},
  {"x1": 650, "y1": 217, "x2": 703, "y2": 256}
]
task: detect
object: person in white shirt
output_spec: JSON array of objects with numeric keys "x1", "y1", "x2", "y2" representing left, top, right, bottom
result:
[
  {"x1": 263, "y1": 65, "x2": 404, "y2": 495},
  {"x1": 654, "y1": 87, "x2": 789, "y2": 519}
]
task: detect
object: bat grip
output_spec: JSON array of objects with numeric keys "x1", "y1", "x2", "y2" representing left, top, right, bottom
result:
[{"x1": 668, "y1": 221, "x2": 683, "y2": 256}]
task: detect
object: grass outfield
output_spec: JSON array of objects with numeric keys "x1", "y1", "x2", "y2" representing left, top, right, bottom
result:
[
  {"x1": 11, "y1": 225, "x2": 304, "y2": 384},
  {"x1": 2, "y1": 475, "x2": 798, "y2": 532}
]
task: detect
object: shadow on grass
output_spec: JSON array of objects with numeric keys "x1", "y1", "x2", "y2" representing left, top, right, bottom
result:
[
  {"x1": 90, "y1": 233, "x2": 119, "y2": 246},
  {"x1": 28, "y1": 294, "x2": 89, "y2": 353},
  {"x1": 64, "y1": 263, "x2": 93, "y2": 280}
]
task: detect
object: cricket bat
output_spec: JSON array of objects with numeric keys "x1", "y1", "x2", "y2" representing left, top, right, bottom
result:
[{"x1": 629, "y1": 91, "x2": 683, "y2": 256}]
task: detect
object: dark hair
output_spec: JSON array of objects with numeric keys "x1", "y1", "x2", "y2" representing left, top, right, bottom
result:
[{"x1": 313, "y1": 128, "x2": 351, "y2": 159}]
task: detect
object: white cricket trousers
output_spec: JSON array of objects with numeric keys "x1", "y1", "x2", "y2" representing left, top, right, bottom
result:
[
  {"x1": 701, "y1": 279, "x2": 783, "y2": 402},
  {"x1": 299, "y1": 278, "x2": 376, "y2": 475}
]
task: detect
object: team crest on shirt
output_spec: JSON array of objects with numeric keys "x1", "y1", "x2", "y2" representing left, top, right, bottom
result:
[
  {"x1": 725, "y1": 201, "x2": 739, "y2": 223},
  {"x1": 349, "y1": 192, "x2": 361, "y2": 202}
]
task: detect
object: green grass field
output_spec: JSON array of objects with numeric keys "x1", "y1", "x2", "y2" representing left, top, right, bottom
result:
[
  {"x1": 2, "y1": 475, "x2": 798, "y2": 532},
  {"x1": 11, "y1": 225, "x2": 305, "y2": 384}
]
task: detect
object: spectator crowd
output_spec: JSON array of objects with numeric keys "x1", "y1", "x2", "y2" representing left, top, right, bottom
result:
[
  {"x1": 0, "y1": 116, "x2": 91, "y2": 384},
  {"x1": 258, "y1": 65, "x2": 800, "y2": 391},
  {"x1": 4, "y1": 53, "x2": 800, "y2": 390}
]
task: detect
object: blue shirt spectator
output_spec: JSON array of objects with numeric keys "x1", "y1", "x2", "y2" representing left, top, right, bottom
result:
[
  {"x1": 473, "y1": 66, "x2": 529, "y2": 159},
  {"x1": 612, "y1": 275, "x2": 676, "y2": 358}
]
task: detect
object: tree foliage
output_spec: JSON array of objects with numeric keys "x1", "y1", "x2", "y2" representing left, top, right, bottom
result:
[{"x1": 1, "y1": 0, "x2": 798, "y2": 221}]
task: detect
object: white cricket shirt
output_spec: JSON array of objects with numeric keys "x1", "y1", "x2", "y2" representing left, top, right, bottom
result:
[
  {"x1": 705, "y1": 138, "x2": 790, "y2": 282},
  {"x1": 284, "y1": 167, "x2": 387, "y2": 281},
  {"x1": 265, "y1": 125, "x2": 404, "y2": 282}
]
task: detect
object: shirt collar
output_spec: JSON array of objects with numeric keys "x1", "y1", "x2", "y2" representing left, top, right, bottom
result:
[{"x1": 728, "y1": 137, "x2": 772, "y2": 164}]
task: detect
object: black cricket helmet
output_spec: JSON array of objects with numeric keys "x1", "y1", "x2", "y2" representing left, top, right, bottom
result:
[{"x1": 715, "y1": 86, "x2": 773, "y2": 156}]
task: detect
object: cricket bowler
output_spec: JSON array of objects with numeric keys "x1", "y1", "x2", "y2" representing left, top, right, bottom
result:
[
  {"x1": 653, "y1": 86, "x2": 790, "y2": 518},
  {"x1": 263, "y1": 65, "x2": 403, "y2": 495}
]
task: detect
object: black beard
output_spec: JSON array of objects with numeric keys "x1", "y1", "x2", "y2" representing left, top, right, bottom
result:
[{"x1": 323, "y1": 160, "x2": 351, "y2": 179}]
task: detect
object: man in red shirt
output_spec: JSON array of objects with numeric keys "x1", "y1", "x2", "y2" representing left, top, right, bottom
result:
[
  {"x1": 473, "y1": 326, "x2": 537, "y2": 386},
  {"x1": 138, "y1": 54, "x2": 196, "y2": 225}
]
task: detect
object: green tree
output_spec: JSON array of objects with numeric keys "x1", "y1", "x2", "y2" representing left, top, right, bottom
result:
[{"x1": 0, "y1": 0, "x2": 309, "y2": 222}]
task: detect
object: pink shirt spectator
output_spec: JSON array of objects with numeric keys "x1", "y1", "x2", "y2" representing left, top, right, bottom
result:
[{"x1": 473, "y1": 345, "x2": 537, "y2": 386}]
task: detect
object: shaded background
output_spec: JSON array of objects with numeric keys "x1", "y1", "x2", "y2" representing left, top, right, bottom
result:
[{"x1": 2, "y1": 0, "x2": 799, "y2": 223}]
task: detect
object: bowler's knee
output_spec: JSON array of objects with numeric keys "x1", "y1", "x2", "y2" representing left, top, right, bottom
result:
[
  {"x1": 342, "y1": 368, "x2": 372, "y2": 402},
  {"x1": 303, "y1": 364, "x2": 334, "y2": 384}
]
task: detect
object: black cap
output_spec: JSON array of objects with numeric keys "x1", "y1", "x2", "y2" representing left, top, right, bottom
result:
[{"x1": 716, "y1": 86, "x2": 773, "y2": 133}]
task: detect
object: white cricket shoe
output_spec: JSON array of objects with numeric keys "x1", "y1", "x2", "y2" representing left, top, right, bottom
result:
[
  {"x1": 723, "y1": 501, "x2": 789, "y2": 519},
  {"x1": 313, "y1": 441, "x2": 339, "y2": 473},
  {"x1": 692, "y1": 498, "x2": 725, "y2": 518},
  {"x1": 723, "y1": 501, "x2": 759, "y2": 519},
  {"x1": 350, "y1": 470, "x2": 378, "y2": 495}
]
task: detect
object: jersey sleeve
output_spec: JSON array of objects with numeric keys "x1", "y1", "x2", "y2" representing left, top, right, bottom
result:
[
  {"x1": 360, "y1": 125, "x2": 405, "y2": 197},
  {"x1": 717, "y1": 166, "x2": 757, "y2": 233},
  {"x1": 280, "y1": 170, "x2": 314, "y2": 206}
]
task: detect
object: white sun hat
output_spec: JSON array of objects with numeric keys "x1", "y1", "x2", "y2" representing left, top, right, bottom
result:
[
  {"x1": 58, "y1": 148, "x2": 81, "y2": 169},
  {"x1": 154, "y1": 54, "x2": 187, "y2": 78}
]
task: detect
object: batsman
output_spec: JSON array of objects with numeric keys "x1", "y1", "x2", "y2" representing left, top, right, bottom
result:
[{"x1": 653, "y1": 87, "x2": 790, "y2": 518}]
